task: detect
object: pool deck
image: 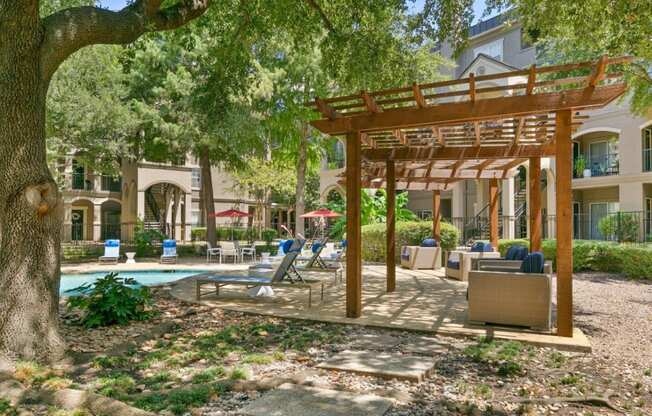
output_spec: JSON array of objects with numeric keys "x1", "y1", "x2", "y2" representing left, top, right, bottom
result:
[{"x1": 62, "y1": 260, "x2": 591, "y2": 352}]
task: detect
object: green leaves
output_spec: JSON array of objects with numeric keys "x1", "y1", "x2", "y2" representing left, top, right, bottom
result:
[{"x1": 66, "y1": 272, "x2": 154, "y2": 328}]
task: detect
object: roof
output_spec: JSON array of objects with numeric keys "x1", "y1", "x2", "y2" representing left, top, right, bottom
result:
[{"x1": 458, "y1": 53, "x2": 520, "y2": 78}]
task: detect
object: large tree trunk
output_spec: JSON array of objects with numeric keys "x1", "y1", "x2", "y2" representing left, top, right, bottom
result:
[
  {"x1": 295, "y1": 122, "x2": 309, "y2": 237},
  {"x1": 199, "y1": 146, "x2": 217, "y2": 247},
  {"x1": 0, "y1": 9, "x2": 65, "y2": 365}
]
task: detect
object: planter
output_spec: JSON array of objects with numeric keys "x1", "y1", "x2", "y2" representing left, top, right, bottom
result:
[{"x1": 583, "y1": 169, "x2": 592, "y2": 178}]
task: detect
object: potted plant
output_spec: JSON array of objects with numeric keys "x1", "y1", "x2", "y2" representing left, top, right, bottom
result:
[{"x1": 574, "y1": 156, "x2": 588, "y2": 178}]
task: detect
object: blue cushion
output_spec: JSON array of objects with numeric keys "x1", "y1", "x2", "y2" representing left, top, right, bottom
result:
[
  {"x1": 505, "y1": 246, "x2": 519, "y2": 260},
  {"x1": 516, "y1": 246, "x2": 529, "y2": 261},
  {"x1": 341, "y1": 240, "x2": 347, "y2": 248},
  {"x1": 447, "y1": 260, "x2": 460, "y2": 270},
  {"x1": 163, "y1": 239, "x2": 176, "y2": 248},
  {"x1": 311, "y1": 243, "x2": 322, "y2": 254},
  {"x1": 420, "y1": 238, "x2": 438, "y2": 247},
  {"x1": 281, "y1": 239, "x2": 294, "y2": 254},
  {"x1": 520, "y1": 252, "x2": 545, "y2": 274},
  {"x1": 106, "y1": 239, "x2": 120, "y2": 247},
  {"x1": 470, "y1": 242, "x2": 484, "y2": 252},
  {"x1": 483, "y1": 242, "x2": 494, "y2": 252}
]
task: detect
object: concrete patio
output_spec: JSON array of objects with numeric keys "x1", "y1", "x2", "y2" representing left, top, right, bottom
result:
[{"x1": 168, "y1": 264, "x2": 591, "y2": 352}]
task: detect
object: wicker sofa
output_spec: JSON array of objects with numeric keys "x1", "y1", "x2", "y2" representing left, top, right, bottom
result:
[
  {"x1": 445, "y1": 242, "x2": 500, "y2": 281},
  {"x1": 400, "y1": 239, "x2": 442, "y2": 270},
  {"x1": 467, "y1": 255, "x2": 553, "y2": 330}
]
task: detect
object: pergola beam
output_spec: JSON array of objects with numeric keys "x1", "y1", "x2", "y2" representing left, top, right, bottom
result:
[
  {"x1": 311, "y1": 83, "x2": 626, "y2": 135},
  {"x1": 363, "y1": 144, "x2": 554, "y2": 162}
]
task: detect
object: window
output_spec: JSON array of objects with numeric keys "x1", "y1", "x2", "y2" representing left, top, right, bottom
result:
[
  {"x1": 643, "y1": 126, "x2": 652, "y2": 172},
  {"x1": 191, "y1": 210, "x2": 201, "y2": 226},
  {"x1": 520, "y1": 27, "x2": 539, "y2": 50},
  {"x1": 473, "y1": 38, "x2": 503, "y2": 61},
  {"x1": 417, "y1": 210, "x2": 432, "y2": 220},
  {"x1": 191, "y1": 168, "x2": 201, "y2": 189}
]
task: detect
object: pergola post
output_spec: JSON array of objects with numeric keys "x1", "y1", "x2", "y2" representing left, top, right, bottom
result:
[
  {"x1": 556, "y1": 110, "x2": 573, "y2": 337},
  {"x1": 529, "y1": 157, "x2": 542, "y2": 252},
  {"x1": 345, "y1": 131, "x2": 362, "y2": 318},
  {"x1": 432, "y1": 190, "x2": 441, "y2": 241},
  {"x1": 489, "y1": 178, "x2": 499, "y2": 249},
  {"x1": 386, "y1": 160, "x2": 396, "y2": 293}
]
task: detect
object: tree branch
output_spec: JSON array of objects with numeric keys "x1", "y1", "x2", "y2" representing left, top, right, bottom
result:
[
  {"x1": 39, "y1": 0, "x2": 210, "y2": 82},
  {"x1": 304, "y1": 0, "x2": 334, "y2": 32}
]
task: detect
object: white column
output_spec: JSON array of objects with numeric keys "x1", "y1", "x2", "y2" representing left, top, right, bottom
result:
[
  {"x1": 63, "y1": 202, "x2": 72, "y2": 242},
  {"x1": 502, "y1": 177, "x2": 515, "y2": 239},
  {"x1": 546, "y1": 159, "x2": 557, "y2": 239},
  {"x1": 184, "y1": 193, "x2": 192, "y2": 241},
  {"x1": 137, "y1": 191, "x2": 146, "y2": 220},
  {"x1": 93, "y1": 203, "x2": 102, "y2": 241}
]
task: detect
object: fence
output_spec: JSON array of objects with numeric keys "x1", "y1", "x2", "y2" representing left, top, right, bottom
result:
[{"x1": 446, "y1": 211, "x2": 650, "y2": 244}]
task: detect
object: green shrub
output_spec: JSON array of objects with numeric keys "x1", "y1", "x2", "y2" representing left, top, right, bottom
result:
[
  {"x1": 191, "y1": 227, "x2": 206, "y2": 241},
  {"x1": 360, "y1": 221, "x2": 459, "y2": 262},
  {"x1": 497, "y1": 239, "x2": 530, "y2": 257},
  {"x1": 536, "y1": 239, "x2": 652, "y2": 279},
  {"x1": 261, "y1": 228, "x2": 277, "y2": 249},
  {"x1": 134, "y1": 220, "x2": 165, "y2": 257},
  {"x1": 66, "y1": 273, "x2": 154, "y2": 328},
  {"x1": 598, "y1": 212, "x2": 640, "y2": 242}
]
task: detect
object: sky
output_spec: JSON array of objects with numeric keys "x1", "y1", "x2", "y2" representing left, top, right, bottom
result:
[{"x1": 99, "y1": 0, "x2": 495, "y2": 24}]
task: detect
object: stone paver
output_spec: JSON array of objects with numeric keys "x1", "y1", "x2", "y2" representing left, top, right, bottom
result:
[
  {"x1": 316, "y1": 350, "x2": 436, "y2": 382},
  {"x1": 239, "y1": 383, "x2": 392, "y2": 416},
  {"x1": 399, "y1": 336, "x2": 453, "y2": 355}
]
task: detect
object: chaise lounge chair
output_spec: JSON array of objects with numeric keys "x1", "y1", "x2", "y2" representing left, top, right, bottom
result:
[
  {"x1": 467, "y1": 252, "x2": 553, "y2": 330},
  {"x1": 445, "y1": 242, "x2": 500, "y2": 281},
  {"x1": 400, "y1": 238, "x2": 442, "y2": 270},
  {"x1": 195, "y1": 239, "x2": 325, "y2": 307},
  {"x1": 99, "y1": 239, "x2": 120, "y2": 264},
  {"x1": 160, "y1": 239, "x2": 178, "y2": 264}
]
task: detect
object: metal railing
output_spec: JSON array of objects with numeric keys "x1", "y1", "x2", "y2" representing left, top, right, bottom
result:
[
  {"x1": 574, "y1": 153, "x2": 619, "y2": 178},
  {"x1": 68, "y1": 173, "x2": 122, "y2": 192},
  {"x1": 446, "y1": 211, "x2": 650, "y2": 244}
]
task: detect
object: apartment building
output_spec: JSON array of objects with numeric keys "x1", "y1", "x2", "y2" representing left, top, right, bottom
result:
[
  {"x1": 59, "y1": 156, "x2": 292, "y2": 242},
  {"x1": 319, "y1": 14, "x2": 652, "y2": 242}
]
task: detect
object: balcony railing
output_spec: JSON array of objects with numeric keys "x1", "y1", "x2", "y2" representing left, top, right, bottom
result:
[
  {"x1": 68, "y1": 173, "x2": 122, "y2": 192},
  {"x1": 644, "y1": 148, "x2": 652, "y2": 172},
  {"x1": 573, "y1": 153, "x2": 619, "y2": 178}
]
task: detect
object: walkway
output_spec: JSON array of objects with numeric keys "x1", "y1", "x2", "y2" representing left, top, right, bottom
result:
[{"x1": 170, "y1": 264, "x2": 591, "y2": 352}]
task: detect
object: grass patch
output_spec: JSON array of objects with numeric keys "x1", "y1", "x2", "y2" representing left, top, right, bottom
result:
[
  {"x1": 242, "y1": 353, "x2": 274, "y2": 365},
  {"x1": 142, "y1": 371, "x2": 174, "y2": 389},
  {"x1": 41, "y1": 377, "x2": 74, "y2": 391},
  {"x1": 560, "y1": 373, "x2": 581, "y2": 385},
  {"x1": 228, "y1": 366, "x2": 250, "y2": 380},
  {"x1": 133, "y1": 383, "x2": 229, "y2": 415},
  {"x1": 547, "y1": 351, "x2": 566, "y2": 368},
  {"x1": 95, "y1": 373, "x2": 136, "y2": 399},
  {"x1": 0, "y1": 399, "x2": 18, "y2": 416},
  {"x1": 191, "y1": 367, "x2": 225, "y2": 384},
  {"x1": 92, "y1": 355, "x2": 131, "y2": 369},
  {"x1": 464, "y1": 338, "x2": 529, "y2": 378},
  {"x1": 474, "y1": 383, "x2": 493, "y2": 399}
]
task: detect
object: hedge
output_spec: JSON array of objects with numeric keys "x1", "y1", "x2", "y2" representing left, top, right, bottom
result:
[
  {"x1": 497, "y1": 239, "x2": 652, "y2": 279},
  {"x1": 191, "y1": 227, "x2": 256, "y2": 242},
  {"x1": 361, "y1": 221, "x2": 459, "y2": 263}
]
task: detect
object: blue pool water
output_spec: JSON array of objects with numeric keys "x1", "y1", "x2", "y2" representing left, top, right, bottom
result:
[{"x1": 60, "y1": 270, "x2": 209, "y2": 295}]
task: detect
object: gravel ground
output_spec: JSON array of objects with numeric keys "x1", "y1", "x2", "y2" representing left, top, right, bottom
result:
[
  {"x1": 570, "y1": 272, "x2": 652, "y2": 370},
  {"x1": 14, "y1": 273, "x2": 651, "y2": 416}
]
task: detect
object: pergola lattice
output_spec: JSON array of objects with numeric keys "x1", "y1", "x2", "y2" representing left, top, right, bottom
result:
[{"x1": 308, "y1": 56, "x2": 631, "y2": 337}]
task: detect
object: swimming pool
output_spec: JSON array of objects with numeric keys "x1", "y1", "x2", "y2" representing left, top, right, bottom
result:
[{"x1": 60, "y1": 270, "x2": 209, "y2": 295}]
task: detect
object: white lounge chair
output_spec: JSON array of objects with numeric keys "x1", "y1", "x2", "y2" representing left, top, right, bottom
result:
[
  {"x1": 219, "y1": 241, "x2": 240, "y2": 263},
  {"x1": 160, "y1": 239, "x2": 178, "y2": 264},
  {"x1": 99, "y1": 239, "x2": 120, "y2": 264}
]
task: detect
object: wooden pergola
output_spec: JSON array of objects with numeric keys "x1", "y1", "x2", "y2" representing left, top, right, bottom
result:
[{"x1": 308, "y1": 56, "x2": 630, "y2": 337}]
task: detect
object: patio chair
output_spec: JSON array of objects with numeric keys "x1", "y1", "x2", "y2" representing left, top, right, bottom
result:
[
  {"x1": 195, "y1": 239, "x2": 325, "y2": 307},
  {"x1": 238, "y1": 241, "x2": 257, "y2": 263},
  {"x1": 98, "y1": 239, "x2": 120, "y2": 264},
  {"x1": 467, "y1": 252, "x2": 553, "y2": 330},
  {"x1": 297, "y1": 238, "x2": 329, "y2": 268},
  {"x1": 219, "y1": 241, "x2": 240, "y2": 263},
  {"x1": 160, "y1": 239, "x2": 178, "y2": 264},
  {"x1": 474, "y1": 245, "x2": 529, "y2": 272},
  {"x1": 400, "y1": 238, "x2": 442, "y2": 270},
  {"x1": 206, "y1": 241, "x2": 222, "y2": 263},
  {"x1": 445, "y1": 242, "x2": 500, "y2": 281}
]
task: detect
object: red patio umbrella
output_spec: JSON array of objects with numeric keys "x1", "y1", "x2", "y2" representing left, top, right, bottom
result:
[
  {"x1": 209, "y1": 209, "x2": 251, "y2": 240},
  {"x1": 301, "y1": 208, "x2": 342, "y2": 238},
  {"x1": 300, "y1": 208, "x2": 342, "y2": 218}
]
